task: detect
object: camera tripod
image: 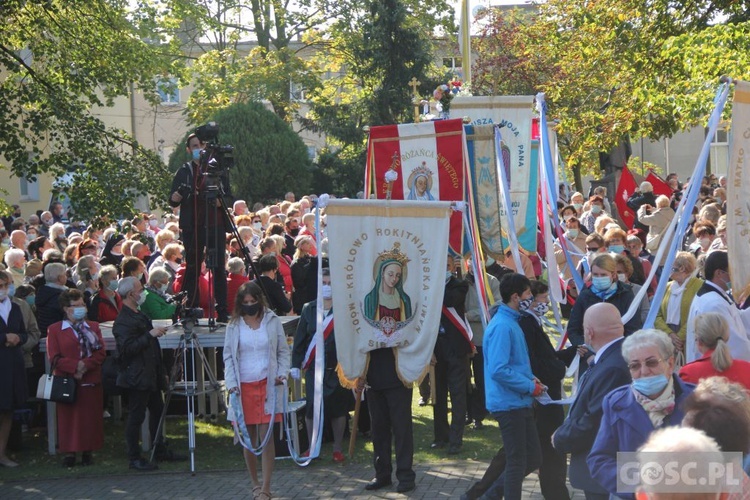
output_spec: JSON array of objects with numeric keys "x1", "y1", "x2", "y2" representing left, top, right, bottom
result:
[{"x1": 150, "y1": 318, "x2": 223, "y2": 474}]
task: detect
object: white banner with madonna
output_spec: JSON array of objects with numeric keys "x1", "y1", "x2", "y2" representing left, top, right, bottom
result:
[{"x1": 325, "y1": 200, "x2": 451, "y2": 384}]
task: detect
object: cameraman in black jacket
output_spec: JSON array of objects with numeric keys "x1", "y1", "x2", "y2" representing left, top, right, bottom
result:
[{"x1": 169, "y1": 133, "x2": 231, "y2": 322}]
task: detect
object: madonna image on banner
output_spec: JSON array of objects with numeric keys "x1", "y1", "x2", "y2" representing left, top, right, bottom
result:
[{"x1": 325, "y1": 199, "x2": 452, "y2": 384}]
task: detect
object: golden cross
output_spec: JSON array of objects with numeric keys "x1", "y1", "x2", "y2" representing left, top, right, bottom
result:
[{"x1": 408, "y1": 77, "x2": 421, "y2": 98}]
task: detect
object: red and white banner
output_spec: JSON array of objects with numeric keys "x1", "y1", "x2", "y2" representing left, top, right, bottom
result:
[
  {"x1": 616, "y1": 166, "x2": 638, "y2": 229},
  {"x1": 366, "y1": 119, "x2": 466, "y2": 254}
]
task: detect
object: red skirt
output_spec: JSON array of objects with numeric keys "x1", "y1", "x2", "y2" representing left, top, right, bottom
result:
[
  {"x1": 57, "y1": 384, "x2": 104, "y2": 453},
  {"x1": 240, "y1": 380, "x2": 282, "y2": 425}
]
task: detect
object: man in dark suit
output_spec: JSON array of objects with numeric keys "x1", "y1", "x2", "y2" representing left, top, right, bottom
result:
[
  {"x1": 431, "y1": 255, "x2": 470, "y2": 454},
  {"x1": 552, "y1": 302, "x2": 631, "y2": 500}
]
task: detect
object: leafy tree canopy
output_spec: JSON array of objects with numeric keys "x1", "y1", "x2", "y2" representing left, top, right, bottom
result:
[{"x1": 0, "y1": 0, "x2": 180, "y2": 219}]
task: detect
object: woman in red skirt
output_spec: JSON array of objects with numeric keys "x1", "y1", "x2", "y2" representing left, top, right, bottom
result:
[
  {"x1": 47, "y1": 288, "x2": 106, "y2": 467},
  {"x1": 224, "y1": 282, "x2": 290, "y2": 500}
]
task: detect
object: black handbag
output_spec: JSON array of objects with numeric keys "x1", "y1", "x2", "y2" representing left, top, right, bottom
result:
[{"x1": 36, "y1": 355, "x2": 77, "y2": 404}]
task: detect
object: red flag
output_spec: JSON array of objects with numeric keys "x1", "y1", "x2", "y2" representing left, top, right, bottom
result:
[
  {"x1": 645, "y1": 171, "x2": 672, "y2": 199},
  {"x1": 616, "y1": 166, "x2": 638, "y2": 229}
]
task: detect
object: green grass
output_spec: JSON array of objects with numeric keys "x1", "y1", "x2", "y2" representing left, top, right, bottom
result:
[{"x1": 0, "y1": 390, "x2": 505, "y2": 483}]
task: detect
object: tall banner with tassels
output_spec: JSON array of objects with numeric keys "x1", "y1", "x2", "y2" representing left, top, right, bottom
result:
[
  {"x1": 728, "y1": 80, "x2": 750, "y2": 303},
  {"x1": 325, "y1": 200, "x2": 452, "y2": 385},
  {"x1": 365, "y1": 119, "x2": 466, "y2": 255}
]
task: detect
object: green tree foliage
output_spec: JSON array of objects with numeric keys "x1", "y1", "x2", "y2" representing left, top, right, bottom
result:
[
  {"x1": 168, "y1": 102, "x2": 311, "y2": 205},
  {"x1": 0, "y1": 0, "x2": 178, "y2": 220},
  {"x1": 472, "y1": 0, "x2": 750, "y2": 189},
  {"x1": 301, "y1": 0, "x2": 442, "y2": 196}
]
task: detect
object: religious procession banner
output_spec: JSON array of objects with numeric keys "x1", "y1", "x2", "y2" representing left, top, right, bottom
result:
[
  {"x1": 365, "y1": 119, "x2": 465, "y2": 255},
  {"x1": 464, "y1": 117, "x2": 537, "y2": 254},
  {"x1": 728, "y1": 80, "x2": 750, "y2": 299},
  {"x1": 325, "y1": 200, "x2": 451, "y2": 385}
]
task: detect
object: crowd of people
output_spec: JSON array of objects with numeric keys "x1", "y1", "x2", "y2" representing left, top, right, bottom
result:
[{"x1": 0, "y1": 162, "x2": 749, "y2": 500}]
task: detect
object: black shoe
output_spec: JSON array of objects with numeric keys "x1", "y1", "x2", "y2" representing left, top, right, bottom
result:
[
  {"x1": 397, "y1": 482, "x2": 416, "y2": 493},
  {"x1": 430, "y1": 441, "x2": 446, "y2": 449},
  {"x1": 81, "y1": 452, "x2": 93, "y2": 466},
  {"x1": 447, "y1": 444, "x2": 462, "y2": 455},
  {"x1": 62, "y1": 455, "x2": 76, "y2": 468},
  {"x1": 418, "y1": 397, "x2": 428, "y2": 406},
  {"x1": 129, "y1": 458, "x2": 158, "y2": 471},
  {"x1": 364, "y1": 478, "x2": 392, "y2": 491}
]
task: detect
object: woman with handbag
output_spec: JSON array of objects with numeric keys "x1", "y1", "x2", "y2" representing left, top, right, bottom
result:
[
  {"x1": 0, "y1": 270, "x2": 28, "y2": 468},
  {"x1": 47, "y1": 288, "x2": 106, "y2": 467}
]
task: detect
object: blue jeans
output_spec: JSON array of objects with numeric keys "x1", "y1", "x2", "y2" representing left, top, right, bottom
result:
[{"x1": 479, "y1": 407, "x2": 542, "y2": 500}]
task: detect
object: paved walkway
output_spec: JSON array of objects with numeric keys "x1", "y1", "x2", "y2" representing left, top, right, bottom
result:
[{"x1": 1, "y1": 461, "x2": 585, "y2": 499}]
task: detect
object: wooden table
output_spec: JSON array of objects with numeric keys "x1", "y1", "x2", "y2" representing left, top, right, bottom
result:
[{"x1": 41, "y1": 316, "x2": 299, "y2": 455}]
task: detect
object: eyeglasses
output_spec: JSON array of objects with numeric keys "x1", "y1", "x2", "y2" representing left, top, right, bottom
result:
[
  {"x1": 627, "y1": 358, "x2": 664, "y2": 372},
  {"x1": 586, "y1": 247, "x2": 600, "y2": 252},
  {"x1": 671, "y1": 267, "x2": 681, "y2": 273}
]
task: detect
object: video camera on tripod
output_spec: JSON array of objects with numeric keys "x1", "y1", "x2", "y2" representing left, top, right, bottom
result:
[{"x1": 195, "y1": 122, "x2": 234, "y2": 178}]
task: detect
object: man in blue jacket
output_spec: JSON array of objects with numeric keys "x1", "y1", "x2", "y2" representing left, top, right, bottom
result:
[{"x1": 479, "y1": 273, "x2": 545, "y2": 500}]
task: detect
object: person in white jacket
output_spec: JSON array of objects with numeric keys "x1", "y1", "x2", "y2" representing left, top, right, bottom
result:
[
  {"x1": 224, "y1": 281, "x2": 290, "y2": 500},
  {"x1": 686, "y1": 251, "x2": 750, "y2": 363}
]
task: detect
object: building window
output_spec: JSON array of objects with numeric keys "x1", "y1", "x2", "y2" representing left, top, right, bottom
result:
[
  {"x1": 290, "y1": 80, "x2": 306, "y2": 101},
  {"x1": 157, "y1": 77, "x2": 180, "y2": 105},
  {"x1": 307, "y1": 145, "x2": 317, "y2": 161},
  {"x1": 19, "y1": 177, "x2": 39, "y2": 201},
  {"x1": 709, "y1": 126, "x2": 729, "y2": 176},
  {"x1": 443, "y1": 57, "x2": 462, "y2": 71}
]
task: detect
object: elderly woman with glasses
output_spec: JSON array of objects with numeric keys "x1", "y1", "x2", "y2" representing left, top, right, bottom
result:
[
  {"x1": 654, "y1": 251, "x2": 703, "y2": 358},
  {"x1": 587, "y1": 329, "x2": 694, "y2": 498}
]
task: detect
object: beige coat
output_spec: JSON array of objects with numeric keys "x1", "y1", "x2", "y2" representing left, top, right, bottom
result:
[
  {"x1": 554, "y1": 232, "x2": 588, "y2": 281},
  {"x1": 638, "y1": 206, "x2": 675, "y2": 265},
  {"x1": 223, "y1": 309, "x2": 290, "y2": 418}
]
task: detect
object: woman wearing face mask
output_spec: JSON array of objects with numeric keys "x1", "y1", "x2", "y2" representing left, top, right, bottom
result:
[
  {"x1": 580, "y1": 195, "x2": 608, "y2": 234},
  {"x1": 224, "y1": 282, "x2": 290, "y2": 500},
  {"x1": 99, "y1": 234, "x2": 125, "y2": 271},
  {"x1": 554, "y1": 215, "x2": 588, "y2": 281},
  {"x1": 88, "y1": 265, "x2": 122, "y2": 323},
  {"x1": 139, "y1": 268, "x2": 177, "y2": 321},
  {"x1": 290, "y1": 235, "x2": 315, "y2": 314},
  {"x1": 0, "y1": 271, "x2": 28, "y2": 468},
  {"x1": 613, "y1": 255, "x2": 650, "y2": 325},
  {"x1": 46, "y1": 288, "x2": 106, "y2": 467},
  {"x1": 252, "y1": 255, "x2": 292, "y2": 316},
  {"x1": 587, "y1": 329, "x2": 694, "y2": 498},
  {"x1": 653, "y1": 252, "x2": 703, "y2": 358},
  {"x1": 290, "y1": 268, "x2": 354, "y2": 463},
  {"x1": 566, "y1": 254, "x2": 643, "y2": 349}
]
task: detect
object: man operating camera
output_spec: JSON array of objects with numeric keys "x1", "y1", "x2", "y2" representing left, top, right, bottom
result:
[{"x1": 169, "y1": 132, "x2": 231, "y2": 323}]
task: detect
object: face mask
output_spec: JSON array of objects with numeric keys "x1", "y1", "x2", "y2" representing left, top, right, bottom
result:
[
  {"x1": 290, "y1": 228, "x2": 300, "y2": 237},
  {"x1": 159, "y1": 284, "x2": 168, "y2": 294},
  {"x1": 175, "y1": 258, "x2": 183, "y2": 265},
  {"x1": 0, "y1": 289, "x2": 7, "y2": 301},
  {"x1": 149, "y1": 219, "x2": 158, "y2": 228},
  {"x1": 445, "y1": 271, "x2": 453, "y2": 283},
  {"x1": 726, "y1": 280, "x2": 732, "y2": 291},
  {"x1": 135, "y1": 292, "x2": 147, "y2": 306},
  {"x1": 72, "y1": 306, "x2": 87, "y2": 320},
  {"x1": 632, "y1": 374, "x2": 669, "y2": 396},
  {"x1": 253, "y1": 222, "x2": 262, "y2": 231},
  {"x1": 192, "y1": 148, "x2": 201, "y2": 162},
  {"x1": 1, "y1": 238, "x2": 8, "y2": 246},
  {"x1": 592, "y1": 276, "x2": 612, "y2": 291},
  {"x1": 609, "y1": 244, "x2": 625, "y2": 254},
  {"x1": 617, "y1": 273, "x2": 628, "y2": 282},
  {"x1": 26, "y1": 295, "x2": 35, "y2": 307},
  {"x1": 321, "y1": 284, "x2": 333, "y2": 300},
  {"x1": 136, "y1": 272, "x2": 144, "y2": 281},
  {"x1": 519, "y1": 296, "x2": 534, "y2": 311},
  {"x1": 699, "y1": 237, "x2": 711, "y2": 248},
  {"x1": 573, "y1": 203, "x2": 583, "y2": 211},
  {"x1": 241, "y1": 303, "x2": 261, "y2": 317},
  {"x1": 44, "y1": 219, "x2": 53, "y2": 226},
  {"x1": 567, "y1": 228, "x2": 579, "y2": 239},
  {"x1": 591, "y1": 205, "x2": 602, "y2": 214},
  {"x1": 7, "y1": 284, "x2": 15, "y2": 298},
  {"x1": 108, "y1": 280, "x2": 119, "y2": 292},
  {"x1": 532, "y1": 302, "x2": 549, "y2": 317}
]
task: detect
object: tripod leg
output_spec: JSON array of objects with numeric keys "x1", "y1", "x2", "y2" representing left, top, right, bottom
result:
[{"x1": 150, "y1": 339, "x2": 186, "y2": 463}]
